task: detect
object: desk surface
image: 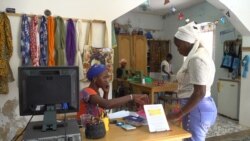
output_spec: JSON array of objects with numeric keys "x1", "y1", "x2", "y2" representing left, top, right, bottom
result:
[
  {"x1": 81, "y1": 123, "x2": 191, "y2": 141},
  {"x1": 16, "y1": 122, "x2": 191, "y2": 141}
]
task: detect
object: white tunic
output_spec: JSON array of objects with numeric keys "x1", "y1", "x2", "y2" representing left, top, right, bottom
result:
[
  {"x1": 176, "y1": 48, "x2": 215, "y2": 98},
  {"x1": 161, "y1": 60, "x2": 171, "y2": 76}
]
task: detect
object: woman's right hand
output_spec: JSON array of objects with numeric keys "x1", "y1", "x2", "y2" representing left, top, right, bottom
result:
[{"x1": 132, "y1": 94, "x2": 149, "y2": 105}]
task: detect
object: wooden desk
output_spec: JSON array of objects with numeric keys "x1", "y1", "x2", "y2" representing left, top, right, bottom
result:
[
  {"x1": 81, "y1": 123, "x2": 191, "y2": 141},
  {"x1": 16, "y1": 122, "x2": 191, "y2": 141},
  {"x1": 129, "y1": 82, "x2": 178, "y2": 104}
]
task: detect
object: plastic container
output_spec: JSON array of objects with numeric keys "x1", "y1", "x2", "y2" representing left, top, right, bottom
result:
[
  {"x1": 145, "y1": 77, "x2": 153, "y2": 83},
  {"x1": 80, "y1": 114, "x2": 92, "y2": 127}
]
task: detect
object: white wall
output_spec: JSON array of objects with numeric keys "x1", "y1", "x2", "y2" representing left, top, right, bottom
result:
[
  {"x1": 115, "y1": 2, "x2": 242, "y2": 105},
  {"x1": 115, "y1": 12, "x2": 165, "y2": 40},
  {"x1": 239, "y1": 36, "x2": 250, "y2": 126},
  {"x1": 0, "y1": 0, "x2": 145, "y2": 140},
  {"x1": 207, "y1": 0, "x2": 250, "y2": 127},
  {"x1": 207, "y1": 0, "x2": 250, "y2": 35},
  {"x1": 162, "y1": 2, "x2": 240, "y2": 103}
]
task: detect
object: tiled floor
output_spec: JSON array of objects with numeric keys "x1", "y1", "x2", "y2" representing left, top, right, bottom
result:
[{"x1": 206, "y1": 114, "x2": 250, "y2": 138}]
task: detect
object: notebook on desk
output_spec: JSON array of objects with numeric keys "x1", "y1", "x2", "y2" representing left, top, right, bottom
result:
[{"x1": 144, "y1": 104, "x2": 170, "y2": 132}]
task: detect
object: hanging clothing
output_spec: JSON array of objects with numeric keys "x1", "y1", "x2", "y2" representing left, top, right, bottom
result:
[
  {"x1": 20, "y1": 14, "x2": 30, "y2": 65},
  {"x1": 39, "y1": 16, "x2": 48, "y2": 66},
  {"x1": 47, "y1": 16, "x2": 55, "y2": 66},
  {"x1": 30, "y1": 16, "x2": 40, "y2": 66},
  {"x1": 55, "y1": 16, "x2": 66, "y2": 66},
  {"x1": 0, "y1": 12, "x2": 14, "y2": 94},
  {"x1": 242, "y1": 55, "x2": 249, "y2": 78},
  {"x1": 75, "y1": 20, "x2": 85, "y2": 80},
  {"x1": 66, "y1": 19, "x2": 76, "y2": 66}
]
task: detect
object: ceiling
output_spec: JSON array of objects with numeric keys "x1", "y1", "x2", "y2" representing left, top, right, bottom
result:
[{"x1": 132, "y1": 0, "x2": 206, "y2": 16}]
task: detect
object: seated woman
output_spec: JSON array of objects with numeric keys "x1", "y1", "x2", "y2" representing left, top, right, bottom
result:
[
  {"x1": 77, "y1": 64, "x2": 148, "y2": 119},
  {"x1": 116, "y1": 58, "x2": 129, "y2": 80},
  {"x1": 115, "y1": 59, "x2": 131, "y2": 97}
]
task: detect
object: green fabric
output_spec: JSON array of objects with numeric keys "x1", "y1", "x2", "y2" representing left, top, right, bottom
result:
[
  {"x1": 112, "y1": 24, "x2": 117, "y2": 48},
  {"x1": 55, "y1": 16, "x2": 66, "y2": 66}
]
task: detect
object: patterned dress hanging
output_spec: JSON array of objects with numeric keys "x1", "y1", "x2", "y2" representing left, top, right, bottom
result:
[
  {"x1": 39, "y1": 16, "x2": 48, "y2": 66},
  {"x1": 20, "y1": 14, "x2": 30, "y2": 65},
  {"x1": 0, "y1": 12, "x2": 14, "y2": 94},
  {"x1": 30, "y1": 16, "x2": 40, "y2": 66}
]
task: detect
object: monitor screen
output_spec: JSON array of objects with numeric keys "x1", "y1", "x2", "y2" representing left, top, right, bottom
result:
[{"x1": 18, "y1": 66, "x2": 79, "y2": 116}]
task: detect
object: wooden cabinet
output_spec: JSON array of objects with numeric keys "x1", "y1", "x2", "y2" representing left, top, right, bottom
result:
[
  {"x1": 114, "y1": 35, "x2": 147, "y2": 76},
  {"x1": 147, "y1": 40, "x2": 170, "y2": 72}
]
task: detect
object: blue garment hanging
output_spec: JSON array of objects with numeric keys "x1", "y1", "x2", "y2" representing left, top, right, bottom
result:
[
  {"x1": 39, "y1": 16, "x2": 48, "y2": 66},
  {"x1": 20, "y1": 14, "x2": 30, "y2": 65},
  {"x1": 242, "y1": 55, "x2": 249, "y2": 78}
]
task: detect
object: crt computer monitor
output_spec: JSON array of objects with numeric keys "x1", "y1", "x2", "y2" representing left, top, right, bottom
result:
[{"x1": 18, "y1": 66, "x2": 79, "y2": 131}]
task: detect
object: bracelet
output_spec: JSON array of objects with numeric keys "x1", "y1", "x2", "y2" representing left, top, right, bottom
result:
[{"x1": 130, "y1": 94, "x2": 133, "y2": 100}]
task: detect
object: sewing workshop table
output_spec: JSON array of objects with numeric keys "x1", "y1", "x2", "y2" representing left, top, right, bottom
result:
[
  {"x1": 129, "y1": 82, "x2": 178, "y2": 104},
  {"x1": 81, "y1": 123, "x2": 191, "y2": 141}
]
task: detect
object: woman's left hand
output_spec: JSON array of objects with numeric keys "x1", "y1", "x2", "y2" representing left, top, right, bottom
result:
[{"x1": 102, "y1": 85, "x2": 110, "y2": 94}]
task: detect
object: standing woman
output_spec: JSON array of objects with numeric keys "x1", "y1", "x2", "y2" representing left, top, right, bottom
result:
[
  {"x1": 167, "y1": 22, "x2": 217, "y2": 141},
  {"x1": 77, "y1": 64, "x2": 148, "y2": 119}
]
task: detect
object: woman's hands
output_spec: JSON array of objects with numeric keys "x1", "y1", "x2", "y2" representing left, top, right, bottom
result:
[
  {"x1": 167, "y1": 111, "x2": 183, "y2": 122},
  {"x1": 132, "y1": 94, "x2": 149, "y2": 105},
  {"x1": 102, "y1": 84, "x2": 110, "y2": 94},
  {"x1": 102, "y1": 84, "x2": 110, "y2": 99}
]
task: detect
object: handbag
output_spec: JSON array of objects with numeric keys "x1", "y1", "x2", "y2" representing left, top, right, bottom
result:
[
  {"x1": 83, "y1": 21, "x2": 113, "y2": 82},
  {"x1": 85, "y1": 117, "x2": 106, "y2": 139}
]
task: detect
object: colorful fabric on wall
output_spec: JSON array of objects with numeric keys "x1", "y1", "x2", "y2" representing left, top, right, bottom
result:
[
  {"x1": 83, "y1": 22, "x2": 114, "y2": 82},
  {"x1": 55, "y1": 16, "x2": 66, "y2": 66},
  {"x1": 39, "y1": 16, "x2": 48, "y2": 66},
  {"x1": 47, "y1": 16, "x2": 55, "y2": 66},
  {"x1": 66, "y1": 19, "x2": 76, "y2": 66},
  {"x1": 0, "y1": 12, "x2": 14, "y2": 94},
  {"x1": 30, "y1": 16, "x2": 40, "y2": 66},
  {"x1": 75, "y1": 20, "x2": 85, "y2": 80},
  {"x1": 242, "y1": 55, "x2": 249, "y2": 78},
  {"x1": 20, "y1": 14, "x2": 30, "y2": 65}
]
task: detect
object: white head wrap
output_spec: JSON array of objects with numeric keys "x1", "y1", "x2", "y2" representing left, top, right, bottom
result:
[
  {"x1": 174, "y1": 21, "x2": 198, "y2": 44},
  {"x1": 175, "y1": 22, "x2": 207, "y2": 72}
]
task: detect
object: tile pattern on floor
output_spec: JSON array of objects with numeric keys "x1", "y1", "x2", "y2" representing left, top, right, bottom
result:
[{"x1": 206, "y1": 115, "x2": 250, "y2": 138}]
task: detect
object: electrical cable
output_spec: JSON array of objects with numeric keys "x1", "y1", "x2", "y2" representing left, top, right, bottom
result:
[{"x1": 11, "y1": 115, "x2": 34, "y2": 141}]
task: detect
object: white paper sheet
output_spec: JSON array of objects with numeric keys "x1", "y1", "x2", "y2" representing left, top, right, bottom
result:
[
  {"x1": 107, "y1": 110, "x2": 140, "y2": 119},
  {"x1": 144, "y1": 104, "x2": 170, "y2": 132}
]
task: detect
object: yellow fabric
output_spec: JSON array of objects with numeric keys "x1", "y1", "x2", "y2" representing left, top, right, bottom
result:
[{"x1": 0, "y1": 12, "x2": 14, "y2": 94}]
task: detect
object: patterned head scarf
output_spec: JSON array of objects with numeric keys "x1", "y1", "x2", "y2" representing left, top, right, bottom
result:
[{"x1": 87, "y1": 64, "x2": 106, "y2": 81}]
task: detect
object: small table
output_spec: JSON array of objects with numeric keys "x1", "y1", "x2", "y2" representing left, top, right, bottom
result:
[
  {"x1": 81, "y1": 123, "x2": 191, "y2": 141},
  {"x1": 129, "y1": 82, "x2": 178, "y2": 104}
]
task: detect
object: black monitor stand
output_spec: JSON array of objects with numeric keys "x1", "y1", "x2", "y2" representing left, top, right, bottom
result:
[{"x1": 42, "y1": 105, "x2": 57, "y2": 131}]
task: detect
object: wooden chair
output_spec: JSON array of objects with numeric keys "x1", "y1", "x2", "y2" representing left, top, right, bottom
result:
[{"x1": 158, "y1": 91, "x2": 181, "y2": 114}]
